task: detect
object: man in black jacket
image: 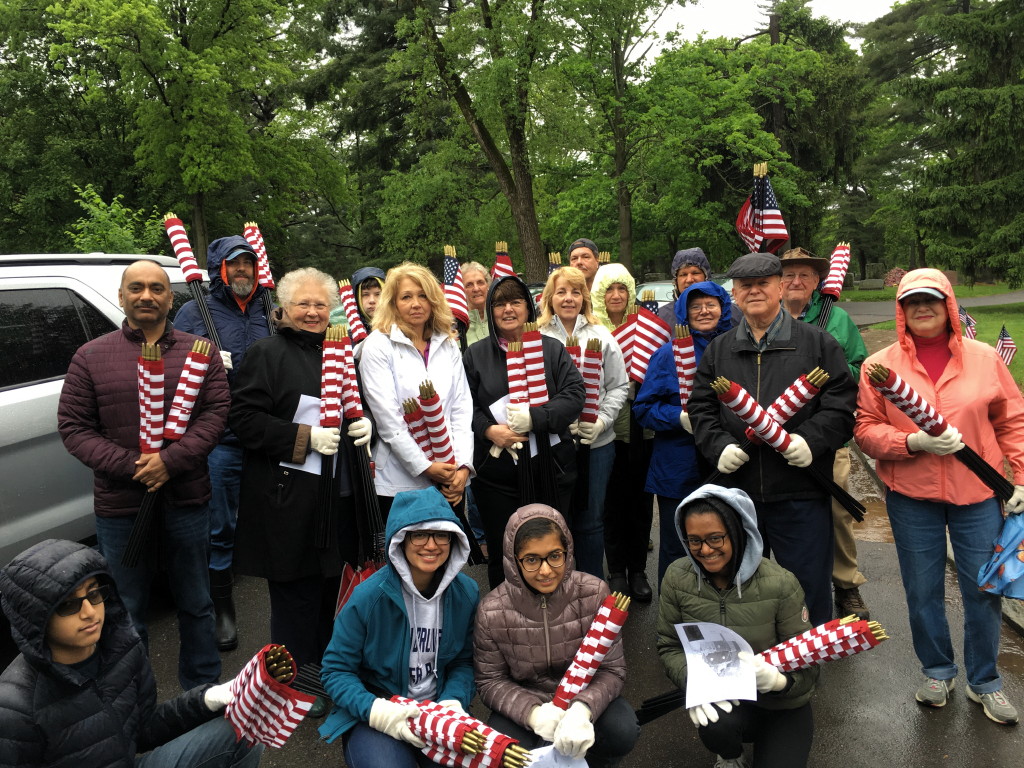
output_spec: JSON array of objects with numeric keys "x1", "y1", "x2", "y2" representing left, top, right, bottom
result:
[
  {"x1": 0, "y1": 539, "x2": 262, "y2": 768},
  {"x1": 688, "y1": 253, "x2": 857, "y2": 625}
]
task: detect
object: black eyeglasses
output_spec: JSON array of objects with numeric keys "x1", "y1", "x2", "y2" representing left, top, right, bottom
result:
[
  {"x1": 517, "y1": 550, "x2": 566, "y2": 572},
  {"x1": 685, "y1": 533, "x2": 729, "y2": 551},
  {"x1": 407, "y1": 531, "x2": 452, "y2": 545},
  {"x1": 54, "y1": 585, "x2": 111, "y2": 617}
]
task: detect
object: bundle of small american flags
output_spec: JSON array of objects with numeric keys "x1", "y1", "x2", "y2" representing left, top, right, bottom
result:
[
  {"x1": 163, "y1": 340, "x2": 213, "y2": 439},
  {"x1": 672, "y1": 325, "x2": 697, "y2": 407},
  {"x1": 337, "y1": 280, "x2": 368, "y2": 343},
  {"x1": 611, "y1": 301, "x2": 672, "y2": 384},
  {"x1": 759, "y1": 615, "x2": 888, "y2": 672},
  {"x1": 442, "y1": 245, "x2": 469, "y2": 326},
  {"x1": 226, "y1": 644, "x2": 316, "y2": 748},
  {"x1": 492, "y1": 241, "x2": 516, "y2": 280},
  {"x1": 735, "y1": 162, "x2": 789, "y2": 254},
  {"x1": 552, "y1": 592, "x2": 630, "y2": 710}
]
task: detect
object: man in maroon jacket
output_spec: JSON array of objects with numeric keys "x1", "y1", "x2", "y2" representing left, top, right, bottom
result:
[{"x1": 57, "y1": 260, "x2": 230, "y2": 689}]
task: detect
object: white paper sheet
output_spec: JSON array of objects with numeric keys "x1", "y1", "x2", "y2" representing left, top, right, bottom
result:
[
  {"x1": 279, "y1": 393, "x2": 333, "y2": 476},
  {"x1": 488, "y1": 395, "x2": 560, "y2": 459},
  {"x1": 674, "y1": 622, "x2": 757, "y2": 708},
  {"x1": 528, "y1": 745, "x2": 588, "y2": 768}
]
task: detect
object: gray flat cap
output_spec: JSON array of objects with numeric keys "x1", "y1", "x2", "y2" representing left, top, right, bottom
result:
[{"x1": 726, "y1": 252, "x2": 782, "y2": 279}]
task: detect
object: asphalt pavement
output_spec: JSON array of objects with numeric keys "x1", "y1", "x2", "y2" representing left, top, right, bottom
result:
[
  {"x1": 147, "y1": 502, "x2": 1024, "y2": 768},
  {"x1": 839, "y1": 289, "x2": 1024, "y2": 327}
]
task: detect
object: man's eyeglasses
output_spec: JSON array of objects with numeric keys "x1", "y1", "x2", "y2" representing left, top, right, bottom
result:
[
  {"x1": 685, "y1": 533, "x2": 728, "y2": 551},
  {"x1": 407, "y1": 531, "x2": 452, "y2": 545},
  {"x1": 518, "y1": 550, "x2": 566, "y2": 572},
  {"x1": 290, "y1": 301, "x2": 329, "y2": 312},
  {"x1": 54, "y1": 585, "x2": 111, "y2": 617}
]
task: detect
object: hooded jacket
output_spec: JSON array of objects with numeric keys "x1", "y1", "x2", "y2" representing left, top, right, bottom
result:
[
  {"x1": 658, "y1": 248, "x2": 713, "y2": 326},
  {"x1": 854, "y1": 269, "x2": 1024, "y2": 505},
  {"x1": 174, "y1": 235, "x2": 271, "y2": 386},
  {"x1": 0, "y1": 540, "x2": 216, "y2": 767},
  {"x1": 591, "y1": 264, "x2": 638, "y2": 442},
  {"x1": 329, "y1": 267, "x2": 385, "y2": 329},
  {"x1": 319, "y1": 487, "x2": 478, "y2": 742},
  {"x1": 473, "y1": 505, "x2": 626, "y2": 727},
  {"x1": 463, "y1": 276, "x2": 585, "y2": 489},
  {"x1": 634, "y1": 282, "x2": 734, "y2": 497},
  {"x1": 656, "y1": 485, "x2": 817, "y2": 711},
  {"x1": 539, "y1": 313, "x2": 628, "y2": 450}
]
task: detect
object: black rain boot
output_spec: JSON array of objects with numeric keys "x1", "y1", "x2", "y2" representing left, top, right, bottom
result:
[{"x1": 209, "y1": 568, "x2": 238, "y2": 652}]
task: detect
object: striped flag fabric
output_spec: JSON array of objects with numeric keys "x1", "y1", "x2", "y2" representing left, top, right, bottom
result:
[
  {"x1": 959, "y1": 305, "x2": 977, "y2": 339},
  {"x1": 441, "y1": 246, "x2": 469, "y2": 326},
  {"x1": 630, "y1": 306, "x2": 672, "y2": 383},
  {"x1": 996, "y1": 325, "x2": 1017, "y2": 366},
  {"x1": 491, "y1": 241, "x2": 516, "y2": 279},
  {"x1": 226, "y1": 644, "x2": 316, "y2": 748},
  {"x1": 735, "y1": 164, "x2": 788, "y2": 254}
]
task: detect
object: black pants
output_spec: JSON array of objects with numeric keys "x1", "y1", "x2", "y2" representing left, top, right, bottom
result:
[
  {"x1": 603, "y1": 438, "x2": 654, "y2": 576},
  {"x1": 698, "y1": 701, "x2": 813, "y2": 768},
  {"x1": 267, "y1": 573, "x2": 341, "y2": 671},
  {"x1": 488, "y1": 696, "x2": 639, "y2": 768}
]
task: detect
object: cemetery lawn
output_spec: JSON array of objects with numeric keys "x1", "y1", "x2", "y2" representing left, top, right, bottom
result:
[{"x1": 842, "y1": 282, "x2": 1011, "y2": 302}]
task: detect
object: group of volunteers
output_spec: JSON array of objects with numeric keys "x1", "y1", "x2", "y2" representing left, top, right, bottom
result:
[{"x1": 2, "y1": 231, "x2": 1024, "y2": 768}]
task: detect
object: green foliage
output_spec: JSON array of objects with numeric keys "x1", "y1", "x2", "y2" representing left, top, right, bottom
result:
[{"x1": 65, "y1": 184, "x2": 163, "y2": 253}]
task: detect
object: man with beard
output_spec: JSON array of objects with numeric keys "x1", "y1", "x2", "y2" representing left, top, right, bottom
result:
[{"x1": 175, "y1": 236, "x2": 272, "y2": 652}]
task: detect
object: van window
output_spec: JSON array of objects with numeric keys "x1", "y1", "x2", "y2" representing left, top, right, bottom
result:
[{"x1": 0, "y1": 288, "x2": 117, "y2": 389}]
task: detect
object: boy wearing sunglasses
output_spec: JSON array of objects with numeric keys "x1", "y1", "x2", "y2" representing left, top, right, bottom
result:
[{"x1": 0, "y1": 539, "x2": 262, "y2": 768}]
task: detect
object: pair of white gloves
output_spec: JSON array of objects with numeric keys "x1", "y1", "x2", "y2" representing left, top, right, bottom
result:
[
  {"x1": 716, "y1": 434, "x2": 812, "y2": 474},
  {"x1": 528, "y1": 701, "x2": 594, "y2": 760},
  {"x1": 310, "y1": 418, "x2": 373, "y2": 455},
  {"x1": 368, "y1": 698, "x2": 466, "y2": 748},
  {"x1": 570, "y1": 419, "x2": 609, "y2": 445},
  {"x1": 687, "y1": 652, "x2": 787, "y2": 727}
]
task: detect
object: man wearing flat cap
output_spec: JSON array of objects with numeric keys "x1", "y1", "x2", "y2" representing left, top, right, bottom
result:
[
  {"x1": 781, "y1": 248, "x2": 871, "y2": 622},
  {"x1": 688, "y1": 252, "x2": 858, "y2": 625}
]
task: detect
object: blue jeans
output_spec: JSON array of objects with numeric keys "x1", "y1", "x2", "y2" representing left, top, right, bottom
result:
[
  {"x1": 466, "y1": 486, "x2": 486, "y2": 545},
  {"x1": 136, "y1": 716, "x2": 263, "y2": 768},
  {"x1": 96, "y1": 504, "x2": 221, "y2": 690},
  {"x1": 754, "y1": 497, "x2": 834, "y2": 626},
  {"x1": 342, "y1": 722, "x2": 446, "y2": 768},
  {"x1": 207, "y1": 445, "x2": 243, "y2": 572},
  {"x1": 574, "y1": 441, "x2": 616, "y2": 578},
  {"x1": 886, "y1": 490, "x2": 1004, "y2": 692}
]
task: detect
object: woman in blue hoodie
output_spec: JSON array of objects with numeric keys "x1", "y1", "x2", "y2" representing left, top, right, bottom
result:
[
  {"x1": 319, "y1": 486, "x2": 479, "y2": 768},
  {"x1": 634, "y1": 281, "x2": 734, "y2": 587}
]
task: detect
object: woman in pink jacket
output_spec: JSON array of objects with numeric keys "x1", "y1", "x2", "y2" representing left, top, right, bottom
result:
[{"x1": 854, "y1": 268, "x2": 1024, "y2": 725}]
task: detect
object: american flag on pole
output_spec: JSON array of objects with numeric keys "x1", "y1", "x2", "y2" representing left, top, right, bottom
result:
[
  {"x1": 735, "y1": 163, "x2": 789, "y2": 254},
  {"x1": 996, "y1": 325, "x2": 1017, "y2": 366},
  {"x1": 441, "y1": 245, "x2": 469, "y2": 326},
  {"x1": 491, "y1": 241, "x2": 515, "y2": 279},
  {"x1": 959, "y1": 305, "x2": 977, "y2": 339}
]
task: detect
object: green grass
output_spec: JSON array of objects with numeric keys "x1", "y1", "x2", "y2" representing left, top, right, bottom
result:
[
  {"x1": 868, "y1": 303, "x2": 1024, "y2": 387},
  {"x1": 842, "y1": 282, "x2": 1014, "y2": 302}
]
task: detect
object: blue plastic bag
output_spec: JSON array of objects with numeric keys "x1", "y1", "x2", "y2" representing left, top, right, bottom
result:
[{"x1": 978, "y1": 513, "x2": 1024, "y2": 600}]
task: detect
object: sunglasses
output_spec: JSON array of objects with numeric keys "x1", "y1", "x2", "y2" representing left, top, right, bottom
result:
[{"x1": 54, "y1": 585, "x2": 111, "y2": 617}]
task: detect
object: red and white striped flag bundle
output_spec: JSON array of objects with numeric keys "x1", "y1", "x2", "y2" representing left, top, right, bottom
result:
[
  {"x1": 610, "y1": 312, "x2": 636, "y2": 376},
  {"x1": 242, "y1": 221, "x2": 276, "y2": 289},
  {"x1": 137, "y1": 344, "x2": 164, "y2": 454},
  {"x1": 403, "y1": 398, "x2": 434, "y2": 458},
  {"x1": 672, "y1": 326, "x2": 697, "y2": 407},
  {"x1": 226, "y1": 644, "x2": 316, "y2": 748},
  {"x1": 521, "y1": 323, "x2": 549, "y2": 406},
  {"x1": 442, "y1": 245, "x2": 469, "y2": 326},
  {"x1": 759, "y1": 615, "x2": 888, "y2": 673},
  {"x1": 163, "y1": 340, "x2": 212, "y2": 439},
  {"x1": 337, "y1": 280, "x2": 369, "y2": 344},
  {"x1": 735, "y1": 163, "x2": 789, "y2": 254},
  {"x1": 506, "y1": 341, "x2": 529, "y2": 404},
  {"x1": 319, "y1": 327, "x2": 345, "y2": 429},
  {"x1": 390, "y1": 697, "x2": 530, "y2": 768},
  {"x1": 996, "y1": 324, "x2": 1017, "y2": 366},
  {"x1": 744, "y1": 368, "x2": 829, "y2": 445},
  {"x1": 491, "y1": 241, "x2": 516, "y2": 280},
  {"x1": 819, "y1": 242, "x2": 850, "y2": 299},
  {"x1": 337, "y1": 329, "x2": 364, "y2": 420},
  {"x1": 419, "y1": 380, "x2": 456, "y2": 465},
  {"x1": 565, "y1": 335, "x2": 582, "y2": 371},
  {"x1": 580, "y1": 338, "x2": 603, "y2": 425},
  {"x1": 552, "y1": 592, "x2": 630, "y2": 710},
  {"x1": 865, "y1": 364, "x2": 947, "y2": 436},
  {"x1": 630, "y1": 306, "x2": 672, "y2": 383},
  {"x1": 548, "y1": 252, "x2": 562, "y2": 275},
  {"x1": 163, "y1": 215, "x2": 204, "y2": 283},
  {"x1": 711, "y1": 377, "x2": 793, "y2": 452}
]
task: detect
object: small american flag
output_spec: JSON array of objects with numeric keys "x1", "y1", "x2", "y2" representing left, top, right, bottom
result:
[
  {"x1": 442, "y1": 246, "x2": 469, "y2": 326},
  {"x1": 736, "y1": 167, "x2": 788, "y2": 254},
  {"x1": 996, "y1": 325, "x2": 1017, "y2": 366},
  {"x1": 958, "y1": 305, "x2": 977, "y2": 339},
  {"x1": 492, "y1": 241, "x2": 516, "y2": 279},
  {"x1": 630, "y1": 306, "x2": 672, "y2": 383}
]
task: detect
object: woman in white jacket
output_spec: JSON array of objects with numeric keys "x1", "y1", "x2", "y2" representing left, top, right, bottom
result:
[
  {"x1": 359, "y1": 262, "x2": 474, "y2": 516},
  {"x1": 538, "y1": 266, "x2": 628, "y2": 578}
]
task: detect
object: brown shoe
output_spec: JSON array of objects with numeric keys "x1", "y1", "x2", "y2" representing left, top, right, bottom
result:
[{"x1": 835, "y1": 586, "x2": 870, "y2": 621}]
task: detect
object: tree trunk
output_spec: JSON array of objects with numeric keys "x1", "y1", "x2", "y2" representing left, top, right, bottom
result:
[
  {"x1": 190, "y1": 192, "x2": 209, "y2": 268},
  {"x1": 610, "y1": 38, "x2": 633, "y2": 273}
]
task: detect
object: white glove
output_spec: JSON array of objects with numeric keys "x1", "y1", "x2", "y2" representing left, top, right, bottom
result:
[
  {"x1": 507, "y1": 443, "x2": 522, "y2": 461},
  {"x1": 507, "y1": 403, "x2": 532, "y2": 434},
  {"x1": 679, "y1": 410, "x2": 692, "y2": 434},
  {"x1": 717, "y1": 444, "x2": 750, "y2": 474},
  {"x1": 1005, "y1": 485, "x2": 1024, "y2": 515},
  {"x1": 438, "y1": 699, "x2": 466, "y2": 716},
  {"x1": 907, "y1": 426, "x2": 964, "y2": 456},
  {"x1": 310, "y1": 426, "x2": 341, "y2": 455},
  {"x1": 203, "y1": 681, "x2": 234, "y2": 711},
  {"x1": 569, "y1": 420, "x2": 580, "y2": 437},
  {"x1": 738, "y1": 651, "x2": 787, "y2": 693},
  {"x1": 578, "y1": 419, "x2": 607, "y2": 445},
  {"x1": 219, "y1": 350, "x2": 233, "y2": 371},
  {"x1": 347, "y1": 417, "x2": 372, "y2": 447},
  {"x1": 782, "y1": 434, "x2": 812, "y2": 467},
  {"x1": 552, "y1": 702, "x2": 594, "y2": 759},
  {"x1": 527, "y1": 701, "x2": 566, "y2": 742},
  {"x1": 368, "y1": 698, "x2": 425, "y2": 748},
  {"x1": 687, "y1": 699, "x2": 736, "y2": 728}
]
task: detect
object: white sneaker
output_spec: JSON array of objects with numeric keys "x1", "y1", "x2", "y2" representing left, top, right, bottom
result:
[{"x1": 714, "y1": 755, "x2": 748, "y2": 768}]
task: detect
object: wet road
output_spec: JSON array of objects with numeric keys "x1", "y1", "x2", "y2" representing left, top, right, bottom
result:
[
  {"x1": 840, "y1": 290, "x2": 1024, "y2": 327},
  {"x1": 147, "y1": 481, "x2": 1024, "y2": 767}
]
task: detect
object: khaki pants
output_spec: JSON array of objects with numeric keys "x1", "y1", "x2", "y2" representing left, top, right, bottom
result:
[{"x1": 832, "y1": 446, "x2": 867, "y2": 589}]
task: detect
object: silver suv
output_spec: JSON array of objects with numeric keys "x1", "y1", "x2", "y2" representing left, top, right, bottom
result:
[{"x1": 0, "y1": 254, "x2": 203, "y2": 566}]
